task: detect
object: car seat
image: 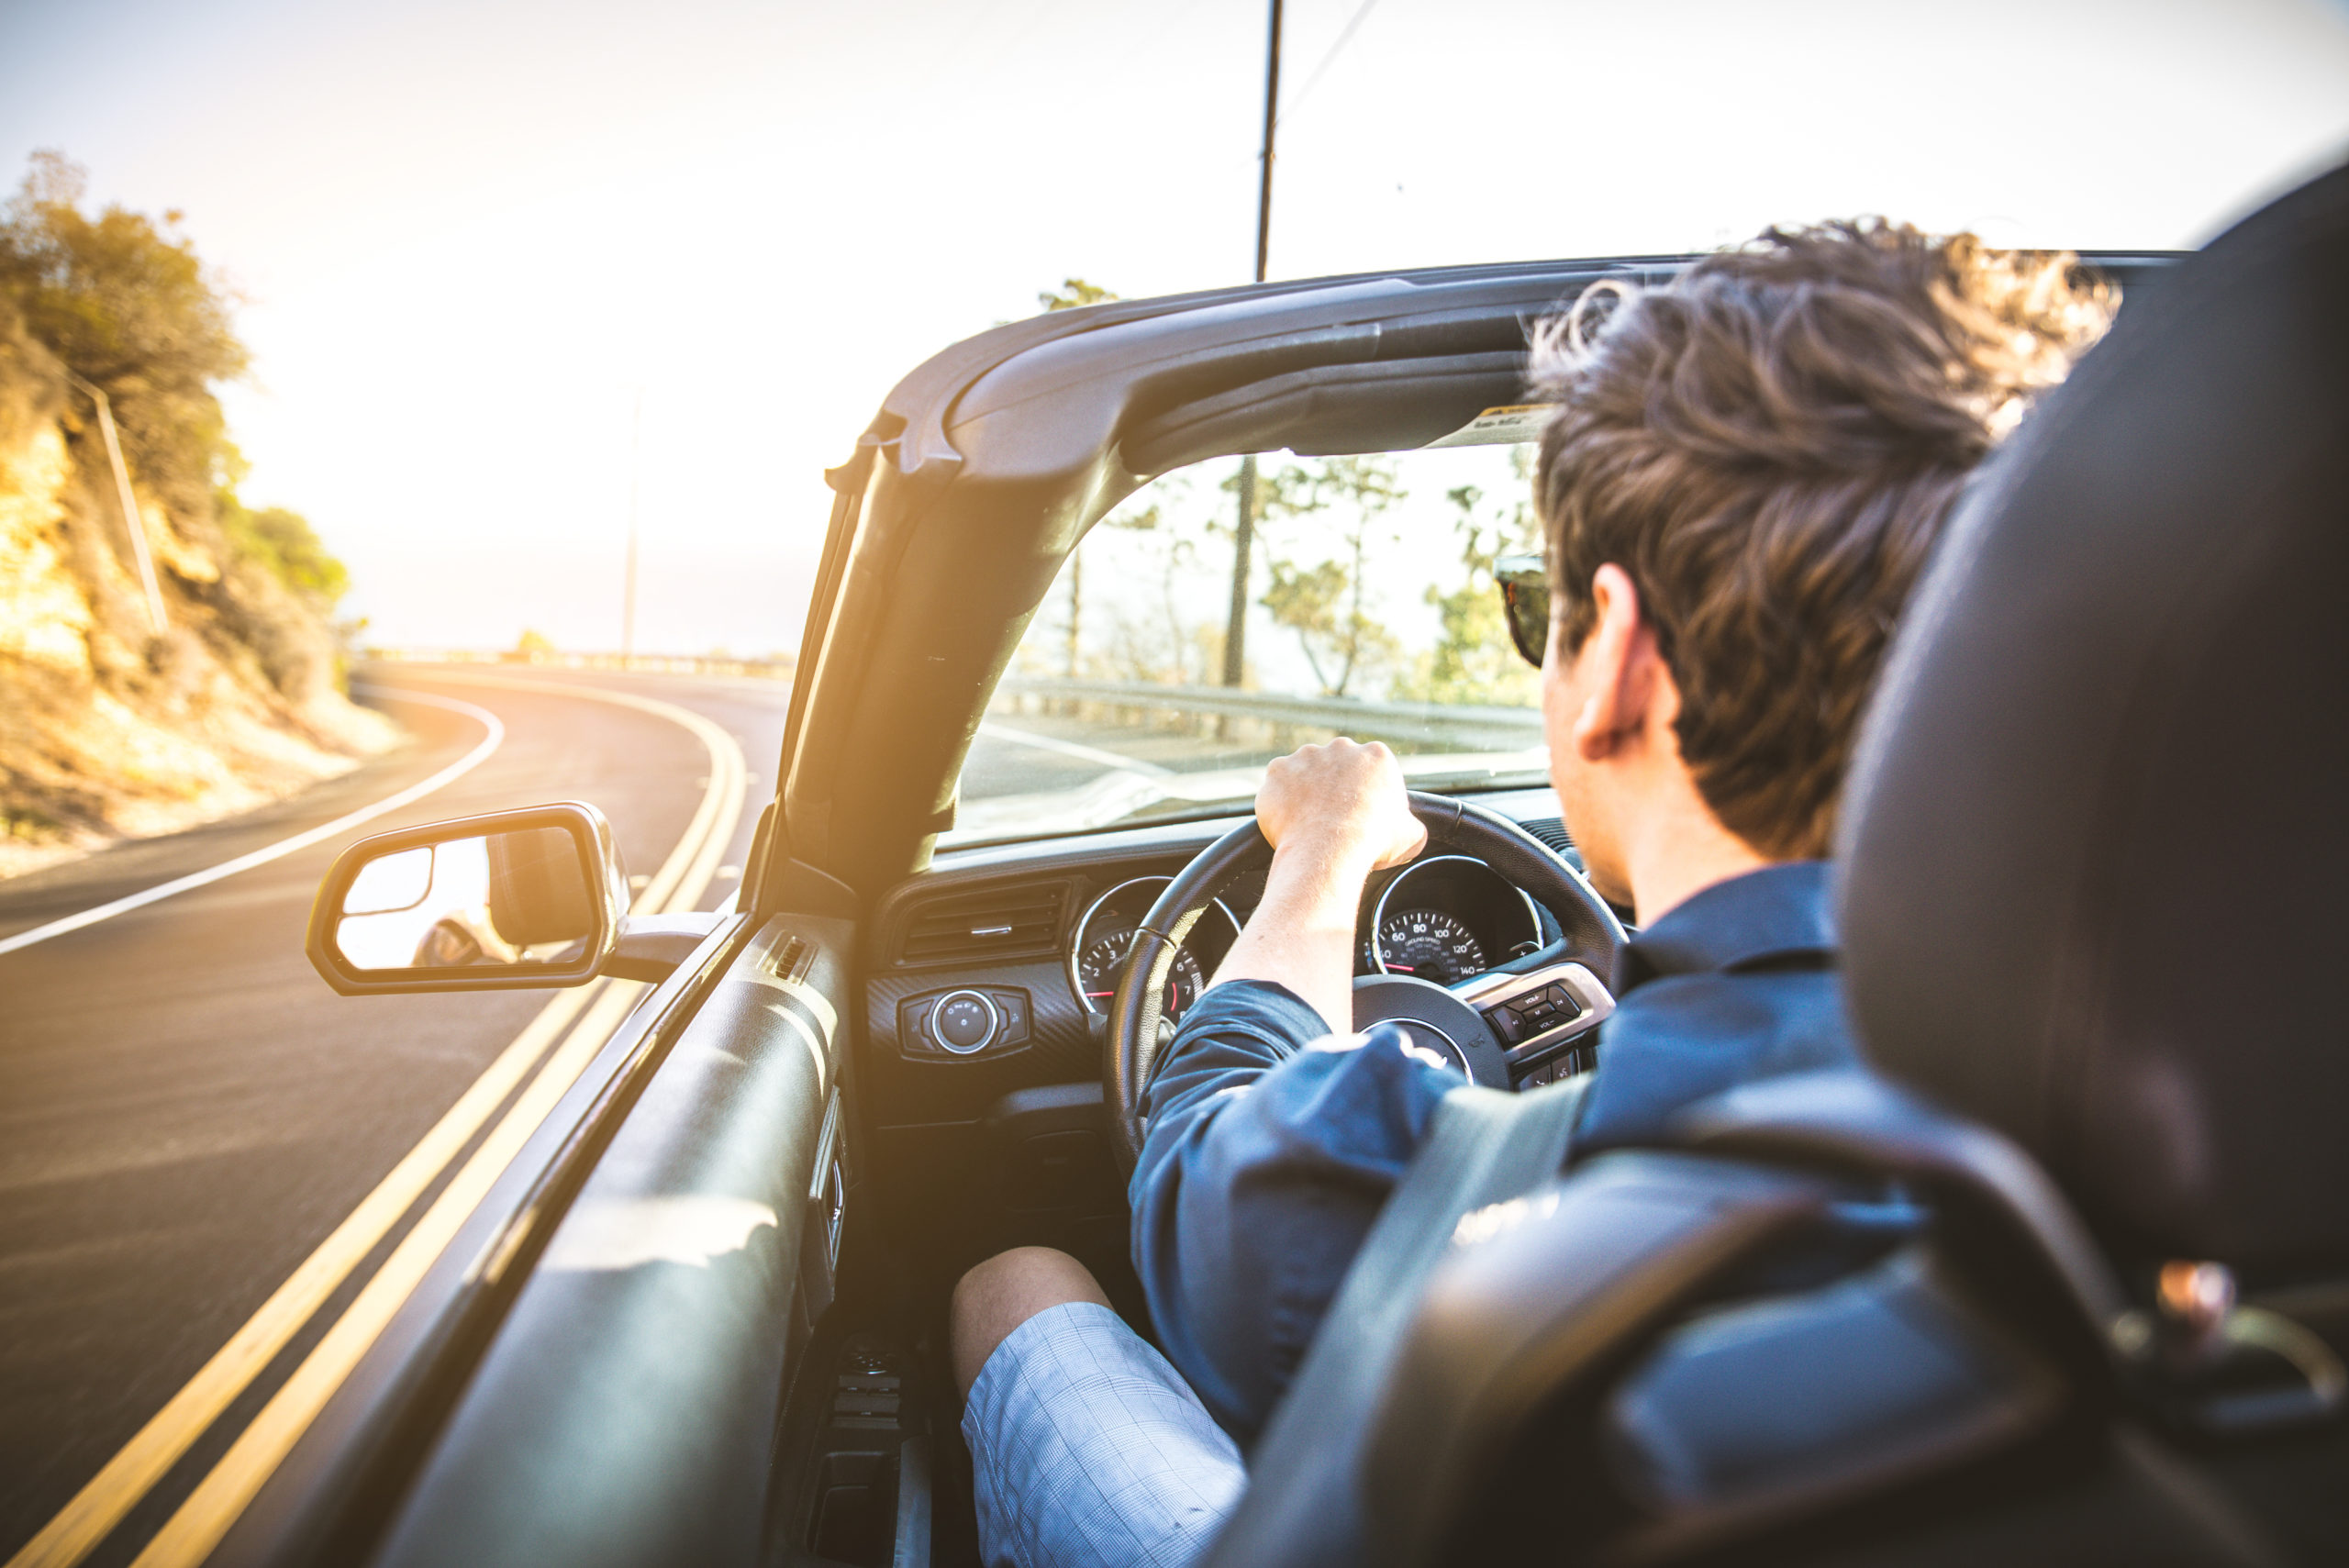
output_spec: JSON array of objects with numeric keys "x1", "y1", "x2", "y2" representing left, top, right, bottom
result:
[{"x1": 1211, "y1": 158, "x2": 2349, "y2": 1566}]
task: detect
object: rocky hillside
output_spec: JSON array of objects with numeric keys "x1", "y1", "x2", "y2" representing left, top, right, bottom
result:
[{"x1": 0, "y1": 157, "x2": 395, "y2": 879}]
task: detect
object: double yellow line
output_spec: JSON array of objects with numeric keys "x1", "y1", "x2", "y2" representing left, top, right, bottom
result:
[{"x1": 9, "y1": 674, "x2": 750, "y2": 1568}]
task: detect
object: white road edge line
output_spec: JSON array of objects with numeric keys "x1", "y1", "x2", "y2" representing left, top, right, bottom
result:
[
  {"x1": 4, "y1": 673, "x2": 747, "y2": 1568},
  {"x1": 126, "y1": 673, "x2": 750, "y2": 1568},
  {"x1": 977, "y1": 718, "x2": 1175, "y2": 777},
  {"x1": 0, "y1": 688, "x2": 504, "y2": 961}
]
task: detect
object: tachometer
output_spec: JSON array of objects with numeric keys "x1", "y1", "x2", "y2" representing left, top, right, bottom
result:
[
  {"x1": 1070, "y1": 875, "x2": 1240, "y2": 1024},
  {"x1": 1375, "y1": 909, "x2": 1488, "y2": 985},
  {"x1": 1079, "y1": 930, "x2": 1208, "y2": 1019}
]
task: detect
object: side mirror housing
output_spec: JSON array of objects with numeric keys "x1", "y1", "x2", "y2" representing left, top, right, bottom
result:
[{"x1": 306, "y1": 802, "x2": 629, "y2": 995}]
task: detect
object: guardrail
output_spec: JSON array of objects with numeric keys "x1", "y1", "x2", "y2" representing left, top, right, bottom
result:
[
  {"x1": 358, "y1": 658, "x2": 1540, "y2": 752},
  {"x1": 994, "y1": 677, "x2": 1543, "y2": 751},
  {"x1": 364, "y1": 649, "x2": 797, "y2": 682}
]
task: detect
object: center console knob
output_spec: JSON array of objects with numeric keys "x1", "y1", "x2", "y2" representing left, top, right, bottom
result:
[{"x1": 930, "y1": 990, "x2": 999, "y2": 1054}]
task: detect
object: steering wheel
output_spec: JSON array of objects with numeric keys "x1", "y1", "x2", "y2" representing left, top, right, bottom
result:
[{"x1": 1107, "y1": 792, "x2": 1628, "y2": 1175}]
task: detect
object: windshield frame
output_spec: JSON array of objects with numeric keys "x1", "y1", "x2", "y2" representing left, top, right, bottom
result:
[{"x1": 774, "y1": 254, "x2": 2179, "y2": 895}]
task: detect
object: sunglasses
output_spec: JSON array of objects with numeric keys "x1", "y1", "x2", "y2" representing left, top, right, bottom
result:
[{"x1": 1495, "y1": 553, "x2": 1549, "y2": 667}]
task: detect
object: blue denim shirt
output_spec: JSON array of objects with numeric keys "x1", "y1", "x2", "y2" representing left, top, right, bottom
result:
[{"x1": 1129, "y1": 859, "x2": 1854, "y2": 1444}]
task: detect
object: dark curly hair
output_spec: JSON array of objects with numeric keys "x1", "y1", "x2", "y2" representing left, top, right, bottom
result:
[{"x1": 1531, "y1": 219, "x2": 2115, "y2": 859}]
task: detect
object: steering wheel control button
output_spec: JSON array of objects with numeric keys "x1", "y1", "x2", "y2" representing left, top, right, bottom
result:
[
  {"x1": 1457, "y1": 961, "x2": 1618, "y2": 1068},
  {"x1": 899, "y1": 987, "x2": 1030, "y2": 1059},
  {"x1": 1516, "y1": 1050, "x2": 1593, "y2": 1088},
  {"x1": 1508, "y1": 985, "x2": 1580, "y2": 1035}
]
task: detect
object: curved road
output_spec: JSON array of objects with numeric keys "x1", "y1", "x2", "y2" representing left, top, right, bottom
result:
[
  {"x1": 0, "y1": 666, "x2": 787, "y2": 1568},
  {"x1": 0, "y1": 660, "x2": 1197, "y2": 1568}
]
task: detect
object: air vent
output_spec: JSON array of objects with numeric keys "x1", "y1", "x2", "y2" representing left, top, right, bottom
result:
[
  {"x1": 764, "y1": 935, "x2": 813, "y2": 984},
  {"x1": 897, "y1": 884, "x2": 1065, "y2": 965},
  {"x1": 1521, "y1": 817, "x2": 1583, "y2": 870}
]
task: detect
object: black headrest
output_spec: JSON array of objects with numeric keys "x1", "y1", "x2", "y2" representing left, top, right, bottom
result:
[{"x1": 1837, "y1": 161, "x2": 2349, "y2": 1275}]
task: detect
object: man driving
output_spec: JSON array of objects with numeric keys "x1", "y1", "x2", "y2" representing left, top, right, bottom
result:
[{"x1": 951, "y1": 220, "x2": 2115, "y2": 1568}]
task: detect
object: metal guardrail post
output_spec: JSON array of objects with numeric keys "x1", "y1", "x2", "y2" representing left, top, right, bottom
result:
[{"x1": 65, "y1": 372, "x2": 169, "y2": 637}]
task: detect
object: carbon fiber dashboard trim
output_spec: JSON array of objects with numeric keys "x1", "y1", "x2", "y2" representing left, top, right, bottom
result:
[{"x1": 863, "y1": 788, "x2": 1567, "y2": 1128}]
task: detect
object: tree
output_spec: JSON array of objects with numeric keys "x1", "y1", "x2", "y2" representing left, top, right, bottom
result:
[
  {"x1": 1253, "y1": 455, "x2": 1405, "y2": 697},
  {"x1": 0, "y1": 151, "x2": 350, "y2": 602},
  {"x1": 1406, "y1": 448, "x2": 1543, "y2": 706},
  {"x1": 216, "y1": 490, "x2": 349, "y2": 605},
  {"x1": 1038, "y1": 277, "x2": 1118, "y2": 312},
  {"x1": 0, "y1": 151, "x2": 245, "y2": 520}
]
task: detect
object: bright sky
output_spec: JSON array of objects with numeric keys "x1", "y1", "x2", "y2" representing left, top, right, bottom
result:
[{"x1": 6, "y1": 0, "x2": 2348, "y2": 655}]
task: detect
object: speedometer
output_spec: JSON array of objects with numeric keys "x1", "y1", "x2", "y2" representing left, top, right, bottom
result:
[{"x1": 1375, "y1": 909, "x2": 1488, "y2": 985}]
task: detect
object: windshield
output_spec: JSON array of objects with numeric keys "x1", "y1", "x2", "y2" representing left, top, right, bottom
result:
[{"x1": 946, "y1": 438, "x2": 1551, "y2": 848}]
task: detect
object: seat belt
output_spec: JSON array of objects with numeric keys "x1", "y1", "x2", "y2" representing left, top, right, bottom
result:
[{"x1": 1200, "y1": 1073, "x2": 1592, "y2": 1568}]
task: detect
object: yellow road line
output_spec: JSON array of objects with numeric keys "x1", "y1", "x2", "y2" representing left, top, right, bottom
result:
[
  {"x1": 399, "y1": 671, "x2": 751, "y2": 921},
  {"x1": 0, "y1": 986, "x2": 595, "y2": 1568},
  {"x1": 6, "y1": 673, "x2": 749, "y2": 1568},
  {"x1": 129, "y1": 978, "x2": 650, "y2": 1568}
]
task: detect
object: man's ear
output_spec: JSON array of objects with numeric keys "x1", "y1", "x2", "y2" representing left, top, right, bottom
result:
[{"x1": 1567, "y1": 564, "x2": 1664, "y2": 761}]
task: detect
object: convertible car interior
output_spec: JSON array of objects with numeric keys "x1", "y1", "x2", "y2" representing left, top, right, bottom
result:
[{"x1": 264, "y1": 161, "x2": 2347, "y2": 1567}]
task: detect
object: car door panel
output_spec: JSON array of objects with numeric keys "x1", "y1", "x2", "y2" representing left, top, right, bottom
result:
[
  {"x1": 212, "y1": 917, "x2": 752, "y2": 1566},
  {"x1": 362, "y1": 916, "x2": 853, "y2": 1568}
]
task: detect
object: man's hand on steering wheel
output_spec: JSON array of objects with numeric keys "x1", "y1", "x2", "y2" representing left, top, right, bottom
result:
[
  {"x1": 1254, "y1": 740, "x2": 1428, "y2": 872},
  {"x1": 1215, "y1": 741, "x2": 1428, "y2": 1033},
  {"x1": 1106, "y1": 749, "x2": 1627, "y2": 1174}
]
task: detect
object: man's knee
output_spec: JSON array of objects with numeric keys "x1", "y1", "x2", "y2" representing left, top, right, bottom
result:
[{"x1": 951, "y1": 1246, "x2": 1110, "y2": 1396}]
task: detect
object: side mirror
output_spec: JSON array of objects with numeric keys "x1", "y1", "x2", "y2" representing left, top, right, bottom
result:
[{"x1": 306, "y1": 802, "x2": 629, "y2": 995}]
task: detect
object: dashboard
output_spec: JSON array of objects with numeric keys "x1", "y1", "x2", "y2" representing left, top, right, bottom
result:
[
  {"x1": 861, "y1": 788, "x2": 1590, "y2": 1129},
  {"x1": 1058, "y1": 854, "x2": 1546, "y2": 1024}
]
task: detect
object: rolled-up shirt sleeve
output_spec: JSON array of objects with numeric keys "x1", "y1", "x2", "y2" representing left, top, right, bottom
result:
[{"x1": 1128, "y1": 979, "x2": 1458, "y2": 1443}]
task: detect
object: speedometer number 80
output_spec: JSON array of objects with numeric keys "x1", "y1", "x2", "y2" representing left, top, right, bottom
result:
[{"x1": 1376, "y1": 910, "x2": 1487, "y2": 985}]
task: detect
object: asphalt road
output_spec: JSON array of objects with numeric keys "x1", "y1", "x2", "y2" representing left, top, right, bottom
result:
[
  {"x1": 0, "y1": 666, "x2": 803, "y2": 1568},
  {"x1": 0, "y1": 660, "x2": 1190, "y2": 1568}
]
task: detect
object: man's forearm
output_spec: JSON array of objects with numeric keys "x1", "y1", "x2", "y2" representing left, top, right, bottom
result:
[{"x1": 1208, "y1": 834, "x2": 1375, "y2": 1034}]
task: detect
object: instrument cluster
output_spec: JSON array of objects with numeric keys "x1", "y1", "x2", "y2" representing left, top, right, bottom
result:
[
  {"x1": 1363, "y1": 854, "x2": 1547, "y2": 985},
  {"x1": 1067, "y1": 877, "x2": 1242, "y2": 1026},
  {"x1": 1063, "y1": 855, "x2": 1549, "y2": 1024}
]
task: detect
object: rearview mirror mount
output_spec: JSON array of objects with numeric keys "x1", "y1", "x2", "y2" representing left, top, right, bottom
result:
[{"x1": 305, "y1": 802, "x2": 629, "y2": 995}]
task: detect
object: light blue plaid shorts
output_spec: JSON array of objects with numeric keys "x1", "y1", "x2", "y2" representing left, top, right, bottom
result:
[{"x1": 962, "y1": 1300, "x2": 1246, "y2": 1568}]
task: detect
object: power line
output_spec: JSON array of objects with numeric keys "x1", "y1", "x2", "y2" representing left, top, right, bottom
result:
[{"x1": 1275, "y1": 0, "x2": 1381, "y2": 128}]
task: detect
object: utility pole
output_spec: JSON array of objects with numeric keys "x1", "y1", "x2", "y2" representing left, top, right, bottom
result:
[
  {"x1": 622, "y1": 389, "x2": 641, "y2": 666},
  {"x1": 65, "y1": 373, "x2": 169, "y2": 638},
  {"x1": 1219, "y1": 0, "x2": 1283, "y2": 690}
]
